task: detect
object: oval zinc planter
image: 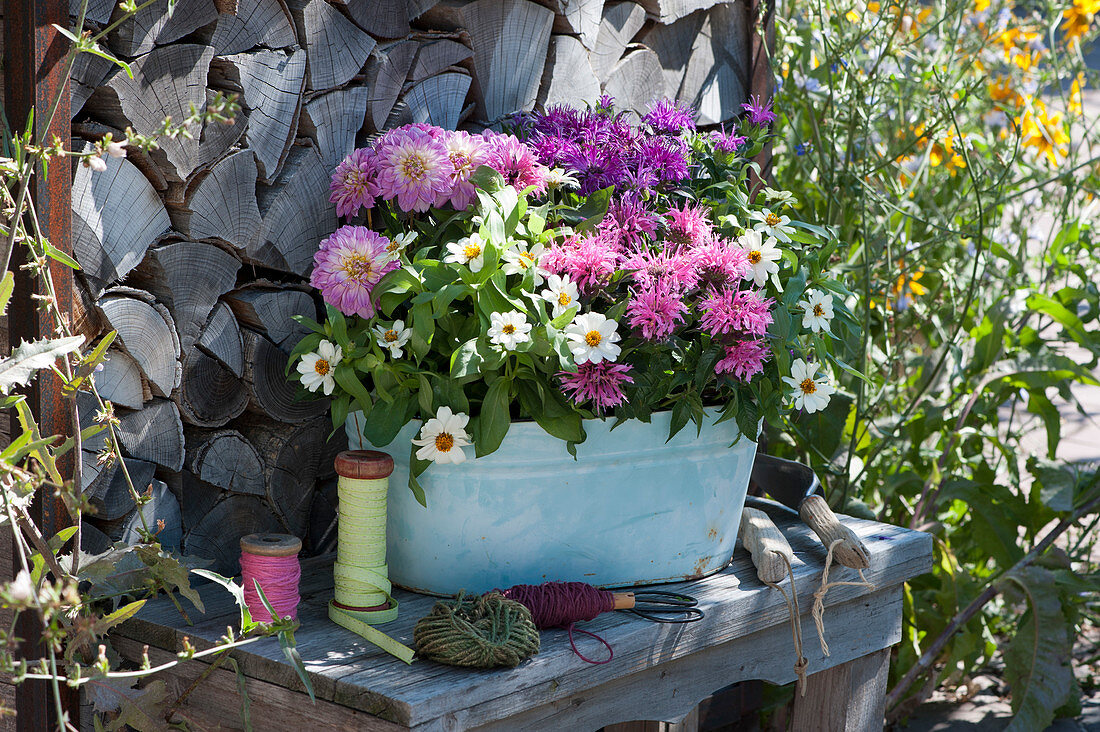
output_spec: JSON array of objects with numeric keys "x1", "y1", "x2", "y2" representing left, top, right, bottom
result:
[{"x1": 346, "y1": 410, "x2": 756, "y2": 596}]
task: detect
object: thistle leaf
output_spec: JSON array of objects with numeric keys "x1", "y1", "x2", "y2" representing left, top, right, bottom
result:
[{"x1": 0, "y1": 335, "x2": 84, "y2": 394}]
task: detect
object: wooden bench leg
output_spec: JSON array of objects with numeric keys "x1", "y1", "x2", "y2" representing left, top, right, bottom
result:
[
  {"x1": 602, "y1": 706, "x2": 699, "y2": 732},
  {"x1": 791, "y1": 648, "x2": 891, "y2": 731}
]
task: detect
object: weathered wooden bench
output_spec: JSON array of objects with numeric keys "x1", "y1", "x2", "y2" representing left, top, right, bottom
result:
[{"x1": 113, "y1": 506, "x2": 932, "y2": 731}]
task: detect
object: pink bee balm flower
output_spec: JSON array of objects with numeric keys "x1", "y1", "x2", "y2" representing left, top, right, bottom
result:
[
  {"x1": 541, "y1": 233, "x2": 621, "y2": 295},
  {"x1": 438, "y1": 130, "x2": 489, "y2": 210},
  {"x1": 374, "y1": 128, "x2": 452, "y2": 213},
  {"x1": 558, "y1": 362, "x2": 634, "y2": 414},
  {"x1": 310, "y1": 226, "x2": 399, "y2": 318},
  {"x1": 664, "y1": 203, "x2": 712, "y2": 248},
  {"x1": 716, "y1": 339, "x2": 771, "y2": 382},
  {"x1": 627, "y1": 285, "x2": 687, "y2": 340},
  {"x1": 620, "y1": 248, "x2": 700, "y2": 294},
  {"x1": 329, "y1": 147, "x2": 378, "y2": 218},
  {"x1": 692, "y1": 238, "x2": 753, "y2": 287},
  {"x1": 698, "y1": 288, "x2": 774, "y2": 337}
]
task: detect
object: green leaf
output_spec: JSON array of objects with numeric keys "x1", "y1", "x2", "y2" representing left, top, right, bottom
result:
[
  {"x1": 42, "y1": 240, "x2": 80, "y2": 269},
  {"x1": 410, "y1": 301, "x2": 434, "y2": 359},
  {"x1": 474, "y1": 377, "x2": 512, "y2": 456},
  {"x1": 0, "y1": 335, "x2": 85, "y2": 394},
  {"x1": 1026, "y1": 294, "x2": 1093, "y2": 350},
  {"x1": 469, "y1": 165, "x2": 505, "y2": 192},
  {"x1": 93, "y1": 599, "x2": 147, "y2": 635},
  {"x1": 0, "y1": 271, "x2": 13, "y2": 317},
  {"x1": 1001, "y1": 566, "x2": 1075, "y2": 732},
  {"x1": 225, "y1": 657, "x2": 253, "y2": 732},
  {"x1": 192, "y1": 569, "x2": 252, "y2": 630},
  {"x1": 360, "y1": 391, "x2": 411, "y2": 446},
  {"x1": 333, "y1": 365, "x2": 373, "y2": 413},
  {"x1": 450, "y1": 338, "x2": 483, "y2": 378},
  {"x1": 573, "y1": 186, "x2": 612, "y2": 230}
]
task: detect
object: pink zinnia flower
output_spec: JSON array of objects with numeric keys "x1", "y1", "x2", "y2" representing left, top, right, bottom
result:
[
  {"x1": 374, "y1": 128, "x2": 452, "y2": 213},
  {"x1": 483, "y1": 132, "x2": 550, "y2": 194},
  {"x1": 329, "y1": 148, "x2": 378, "y2": 218},
  {"x1": 620, "y1": 248, "x2": 700, "y2": 294},
  {"x1": 559, "y1": 362, "x2": 634, "y2": 413},
  {"x1": 715, "y1": 340, "x2": 771, "y2": 382},
  {"x1": 627, "y1": 285, "x2": 687, "y2": 340},
  {"x1": 310, "y1": 226, "x2": 399, "y2": 317},
  {"x1": 693, "y1": 238, "x2": 753, "y2": 286},
  {"x1": 541, "y1": 233, "x2": 621, "y2": 295},
  {"x1": 698, "y1": 288, "x2": 774, "y2": 337},
  {"x1": 664, "y1": 203, "x2": 712, "y2": 247},
  {"x1": 438, "y1": 130, "x2": 489, "y2": 210}
]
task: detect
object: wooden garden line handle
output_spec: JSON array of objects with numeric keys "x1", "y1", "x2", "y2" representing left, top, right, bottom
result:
[
  {"x1": 611, "y1": 593, "x2": 636, "y2": 610},
  {"x1": 798, "y1": 495, "x2": 871, "y2": 569},
  {"x1": 739, "y1": 507, "x2": 795, "y2": 584}
]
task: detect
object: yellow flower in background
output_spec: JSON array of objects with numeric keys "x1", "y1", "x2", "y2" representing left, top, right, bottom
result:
[
  {"x1": 929, "y1": 133, "x2": 967, "y2": 175},
  {"x1": 1070, "y1": 73, "x2": 1085, "y2": 115},
  {"x1": 989, "y1": 76, "x2": 1025, "y2": 109},
  {"x1": 892, "y1": 265, "x2": 927, "y2": 310},
  {"x1": 1062, "y1": 0, "x2": 1100, "y2": 42},
  {"x1": 1020, "y1": 100, "x2": 1071, "y2": 165},
  {"x1": 975, "y1": 0, "x2": 990, "y2": 11}
]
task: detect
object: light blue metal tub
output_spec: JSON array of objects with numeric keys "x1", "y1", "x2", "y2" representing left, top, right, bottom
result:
[{"x1": 346, "y1": 410, "x2": 756, "y2": 596}]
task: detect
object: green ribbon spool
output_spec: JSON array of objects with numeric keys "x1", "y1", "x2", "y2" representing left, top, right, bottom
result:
[{"x1": 330, "y1": 451, "x2": 415, "y2": 665}]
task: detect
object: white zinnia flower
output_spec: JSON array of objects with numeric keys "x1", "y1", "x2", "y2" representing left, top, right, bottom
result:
[
  {"x1": 384, "y1": 231, "x2": 417, "y2": 261},
  {"x1": 501, "y1": 243, "x2": 549, "y2": 285},
  {"x1": 782, "y1": 358, "x2": 835, "y2": 414},
  {"x1": 540, "y1": 275, "x2": 580, "y2": 319},
  {"x1": 373, "y1": 319, "x2": 412, "y2": 358},
  {"x1": 749, "y1": 208, "x2": 794, "y2": 244},
  {"x1": 565, "y1": 312, "x2": 621, "y2": 365},
  {"x1": 411, "y1": 406, "x2": 472, "y2": 465},
  {"x1": 546, "y1": 168, "x2": 579, "y2": 189},
  {"x1": 762, "y1": 187, "x2": 797, "y2": 207},
  {"x1": 799, "y1": 290, "x2": 834, "y2": 333},
  {"x1": 297, "y1": 340, "x2": 342, "y2": 396},
  {"x1": 487, "y1": 311, "x2": 532, "y2": 350},
  {"x1": 445, "y1": 234, "x2": 485, "y2": 272},
  {"x1": 739, "y1": 228, "x2": 782, "y2": 288}
]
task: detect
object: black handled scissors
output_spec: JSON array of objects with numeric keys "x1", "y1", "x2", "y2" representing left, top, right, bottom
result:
[{"x1": 619, "y1": 590, "x2": 704, "y2": 623}]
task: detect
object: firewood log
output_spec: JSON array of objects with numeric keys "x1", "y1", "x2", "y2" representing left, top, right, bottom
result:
[
  {"x1": 178, "y1": 472, "x2": 226, "y2": 533},
  {"x1": 85, "y1": 457, "x2": 157, "y2": 522},
  {"x1": 116, "y1": 399, "x2": 186, "y2": 471},
  {"x1": 80, "y1": 522, "x2": 114, "y2": 555},
  {"x1": 364, "y1": 40, "x2": 420, "y2": 132},
  {"x1": 97, "y1": 290, "x2": 181, "y2": 397},
  {"x1": 71, "y1": 52, "x2": 116, "y2": 117},
  {"x1": 236, "y1": 414, "x2": 327, "y2": 538},
  {"x1": 394, "y1": 71, "x2": 471, "y2": 129},
  {"x1": 197, "y1": 302, "x2": 245, "y2": 377},
  {"x1": 251, "y1": 145, "x2": 337, "y2": 276},
  {"x1": 72, "y1": 0, "x2": 116, "y2": 25},
  {"x1": 184, "y1": 494, "x2": 284, "y2": 575},
  {"x1": 460, "y1": 0, "x2": 554, "y2": 121},
  {"x1": 94, "y1": 478, "x2": 183, "y2": 552},
  {"x1": 72, "y1": 147, "x2": 171, "y2": 297},
  {"x1": 306, "y1": 476, "x2": 337, "y2": 552},
  {"x1": 130, "y1": 241, "x2": 242, "y2": 352},
  {"x1": 206, "y1": 0, "x2": 298, "y2": 54},
  {"x1": 95, "y1": 348, "x2": 146, "y2": 411},
  {"x1": 286, "y1": 0, "x2": 377, "y2": 91},
  {"x1": 538, "y1": 35, "x2": 601, "y2": 109},
  {"x1": 211, "y1": 49, "x2": 307, "y2": 182},
  {"x1": 222, "y1": 284, "x2": 315, "y2": 353},
  {"x1": 300, "y1": 86, "x2": 372, "y2": 171},
  {"x1": 240, "y1": 329, "x2": 328, "y2": 423},
  {"x1": 546, "y1": 0, "x2": 604, "y2": 49},
  {"x1": 174, "y1": 349, "x2": 250, "y2": 428},
  {"x1": 169, "y1": 150, "x2": 262, "y2": 251},
  {"x1": 642, "y1": 3, "x2": 749, "y2": 124},
  {"x1": 106, "y1": 0, "x2": 219, "y2": 57},
  {"x1": 636, "y1": 0, "x2": 726, "y2": 24},
  {"x1": 589, "y1": 2, "x2": 646, "y2": 81},
  {"x1": 185, "y1": 428, "x2": 266, "y2": 495},
  {"x1": 601, "y1": 45, "x2": 666, "y2": 115},
  {"x1": 341, "y1": 0, "x2": 439, "y2": 39},
  {"x1": 86, "y1": 45, "x2": 234, "y2": 183},
  {"x1": 411, "y1": 37, "x2": 473, "y2": 79}
]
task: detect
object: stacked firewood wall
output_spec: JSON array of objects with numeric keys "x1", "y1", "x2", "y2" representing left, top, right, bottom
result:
[{"x1": 67, "y1": 0, "x2": 751, "y2": 574}]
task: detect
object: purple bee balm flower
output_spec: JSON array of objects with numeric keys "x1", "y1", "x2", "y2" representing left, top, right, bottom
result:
[
  {"x1": 310, "y1": 226, "x2": 399, "y2": 318},
  {"x1": 692, "y1": 238, "x2": 753, "y2": 287},
  {"x1": 437, "y1": 130, "x2": 488, "y2": 210},
  {"x1": 742, "y1": 94, "x2": 777, "y2": 126},
  {"x1": 559, "y1": 361, "x2": 634, "y2": 413},
  {"x1": 329, "y1": 147, "x2": 378, "y2": 219},
  {"x1": 664, "y1": 203, "x2": 712, "y2": 248},
  {"x1": 483, "y1": 132, "x2": 550, "y2": 194},
  {"x1": 710, "y1": 124, "x2": 748, "y2": 155},
  {"x1": 698, "y1": 287, "x2": 774, "y2": 337},
  {"x1": 563, "y1": 144, "x2": 628, "y2": 196},
  {"x1": 620, "y1": 248, "x2": 700, "y2": 294},
  {"x1": 637, "y1": 135, "x2": 689, "y2": 182},
  {"x1": 374, "y1": 127, "x2": 452, "y2": 213},
  {"x1": 627, "y1": 284, "x2": 688, "y2": 340},
  {"x1": 533, "y1": 104, "x2": 582, "y2": 137},
  {"x1": 642, "y1": 98, "x2": 698, "y2": 135},
  {"x1": 601, "y1": 196, "x2": 662, "y2": 249},
  {"x1": 529, "y1": 134, "x2": 579, "y2": 169},
  {"x1": 715, "y1": 339, "x2": 771, "y2": 382},
  {"x1": 595, "y1": 93, "x2": 616, "y2": 113},
  {"x1": 541, "y1": 232, "x2": 622, "y2": 295}
]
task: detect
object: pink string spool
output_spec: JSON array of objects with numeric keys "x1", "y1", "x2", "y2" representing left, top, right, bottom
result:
[{"x1": 240, "y1": 533, "x2": 303, "y2": 623}]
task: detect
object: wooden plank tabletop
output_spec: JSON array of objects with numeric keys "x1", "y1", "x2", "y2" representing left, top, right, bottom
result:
[{"x1": 116, "y1": 503, "x2": 932, "y2": 729}]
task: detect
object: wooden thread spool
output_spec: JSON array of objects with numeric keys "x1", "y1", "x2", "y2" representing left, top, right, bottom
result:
[{"x1": 239, "y1": 533, "x2": 302, "y2": 623}]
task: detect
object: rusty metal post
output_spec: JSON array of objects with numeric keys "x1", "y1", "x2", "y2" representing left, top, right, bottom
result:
[{"x1": 3, "y1": 0, "x2": 78, "y2": 728}]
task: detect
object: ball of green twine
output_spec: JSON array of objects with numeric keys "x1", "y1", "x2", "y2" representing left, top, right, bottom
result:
[{"x1": 413, "y1": 592, "x2": 540, "y2": 668}]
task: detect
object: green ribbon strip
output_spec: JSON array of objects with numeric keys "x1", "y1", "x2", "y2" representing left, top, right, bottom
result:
[{"x1": 328, "y1": 601, "x2": 414, "y2": 664}]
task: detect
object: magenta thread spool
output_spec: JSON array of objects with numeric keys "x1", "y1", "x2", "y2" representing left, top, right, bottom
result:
[{"x1": 240, "y1": 533, "x2": 302, "y2": 623}]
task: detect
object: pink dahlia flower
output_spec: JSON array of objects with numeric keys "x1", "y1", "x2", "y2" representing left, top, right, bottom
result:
[
  {"x1": 329, "y1": 148, "x2": 378, "y2": 218},
  {"x1": 559, "y1": 362, "x2": 634, "y2": 413},
  {"x1": 698, "y1": 287, "x2": 774, "y2": 337},
  {"x1": 438, "y1": 130, "x2": 489, "y2": 210},
  {"x1": 374, "y1": 128, "x2": 452, "y2": 213},
  {"x1": 716, "y1": 339, "x2": 771, "y2": 382},
  {"x1": 664, "y1": 203, "x2": 712, "y2": 248},
  {"x1": 310, "y1": 226, "x2": 399, "y2": 317},
  {"x1": 483, "y1": 132, "x2": 550, "y2": 194},
  {"x1": 627, "y1": 285, "x2": 687, "y2": 340}
]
